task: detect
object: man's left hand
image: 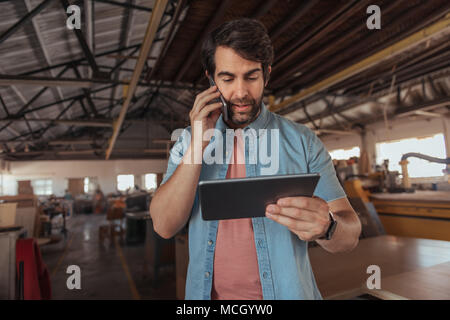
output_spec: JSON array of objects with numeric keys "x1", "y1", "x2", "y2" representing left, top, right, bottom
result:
[{"x1": 265, "y1": 196, "x2": 331, "y2": 241}]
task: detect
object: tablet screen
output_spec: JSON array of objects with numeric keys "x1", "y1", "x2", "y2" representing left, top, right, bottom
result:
[{"x1": 199, "y1": 173, "x2": 320, "y2": 221}]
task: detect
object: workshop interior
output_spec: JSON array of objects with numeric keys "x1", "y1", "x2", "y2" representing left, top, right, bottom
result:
[{"x1": 0, "y1": 0, "x2": 449, "y2": 300}]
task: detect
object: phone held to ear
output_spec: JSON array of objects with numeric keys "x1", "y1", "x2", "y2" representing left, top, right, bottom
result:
[{"x1": 208, "y1": 76, "x2": 229, "y2": 122}]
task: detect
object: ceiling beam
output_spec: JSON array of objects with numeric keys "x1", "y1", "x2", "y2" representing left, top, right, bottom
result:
[
  {"x1": 272, "y1": 0, "x2": 360, "y2": 68},
  {"x1": 0, "y1": 139, "x2": 36, "y2": 144},
  {"x1": 4, "y1": 80, "x2": 198, "y2": 119},
  {"x1": 0, "y1": 74, "x2": 95, "y2": 87},
  {"x1": 21, "y1": 84, "x2": 116, "y2": 116},
  {"x1": 107, "y1": 54, "x2": 157, "y2": 60},
  {"x1": 0, "y1": 0, "x2": 52, "y2": 45},
  {"x1": 123, "y1": 119, "x2": 187, "y2": 125},
  {"x1": 24, "y1": 0, "x2": 73, "y2": 119},
  {"x1": 316, "y1": 96, "x2": 450, "y2": 138},
  {"x1": 0, "y1": 118, "x2": 113, "y2": 128},
  {"x1": 271, "y1": 0, "x2": 401, "y2": 88},
  {"x1": 395, "y1": 95, "x2": 450, "y2": 117},
  {"x1": 250, "y1": 0, "x2": 277, "y2": 19},
  {"x1": 8, "y1": 96, "x2": 71, "y2": 144},
  {"x1": 60, "y1": 0, "x2": 104, "y2": 77},
  {"x1": 72, "y1": 65, "x2": 99, "y2": 116},
  {"x1": 281, "y1": 1, "x2": 450, "y2": 92},
  {"x1": 413, "y1": 110, "x2": 444, "y2": 118},
  {"x1": 28, "y1": 98, "x2": 81, "y2": 141},
  {"x1": 146, "y1": 0, "x2": 187, "y2": 81},
  {"x1": 107, "y1": 46, "x2": 141, "y2": 77},
  {"x1": 110, "y1": 0, "x2": 137, "y2": 113},
  {"x1": 6, "y1": 148, "x2": 167, "y2": 157},
  {"x1": 0, "y1": 74, "x2": 202, "y2": 90},
  {"x1": 321, "y1": 47, "x2": 450, "y2": 98},
  {"x1": 299, "y1": 94, "x2": 450, "y2": 133},
  {"x1": 0, "y1": 65, "x2": 47, "y2": 141},
  {"x1": 84, "y1": 0, "x2": 95, "y2": 78},
  {"x1": 313, "y1": 129, "x2": 359, "y2": 136},
  {"x1": 269, "y1": 13, "x2": 450, "y2": 113},
  {"x1": 0, "y1": 67, "x2": 70, "y2": 136},
  {"x1": 20, "y1": 43, "x2": 141, "y2": 76},
  {"x1": 92, "y1": 0, "x2": 152, "y2": 12},
  {"x1": 173, "y1": 0, "x2": 233, "y2": 82},
  {"x1": 48, "y1": 139, "x2": 95, "y2": 146},
  {"x1": 105, "y1": 0, "x2": 169, "y2": 160},
  {"x1": 0, "y1": 94, "x2": 10, "y2": 117},
  {"x1": 269, "y1": 0, "x2": 318, "y2": 40}
]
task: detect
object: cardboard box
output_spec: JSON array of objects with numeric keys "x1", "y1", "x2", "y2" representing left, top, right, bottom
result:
[
  {"x1": 18, "y1": 187, "x2": 34, "y2": 195},
  {"x1": 0, "y1": 203, "x2": 17, "y2": 227},
  {"x1": 18, "y1": 181, "x2": 34, "y2": 195},
  {"x1": 18, "y1": 181, "x2": 31, "y2": 188},
  {"x1": 0, "y1": 195, "x2": 37, "y2": 208}
]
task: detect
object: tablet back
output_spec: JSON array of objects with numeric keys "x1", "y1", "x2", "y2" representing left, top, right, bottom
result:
[{"x1": 199, "y1": 173, "x2": 320, "y2": 221}]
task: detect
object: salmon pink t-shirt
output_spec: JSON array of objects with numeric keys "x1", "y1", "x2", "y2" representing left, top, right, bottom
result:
[{"x1": 211, "y1": 131, "x2": 263, "y2": 300}]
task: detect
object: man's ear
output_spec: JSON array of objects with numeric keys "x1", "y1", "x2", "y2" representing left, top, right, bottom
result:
[
  {"x1": 264, "y1": 66, "x2": 272, "y2": 87},
  {"x1": 205, "y1": 70, "x2": 210, "y2": 79}
]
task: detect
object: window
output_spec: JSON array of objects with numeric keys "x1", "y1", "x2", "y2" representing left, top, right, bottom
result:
[
  {"x1": 117, "y1": 174, "x2": 134, "y2": 191},
  {"x1": 32, "y1": 179, "x2": 52, "y2": 195},
  {"x1": 1, "y1": 174, "x2": 16, "y2": 196},
  {"x1": 329, "y1": 146, "x2": 360, "y2": 160},
  {"x1": 144, "y1": 173, "x2": 157, "y2": 191},
  {"x1": 84, "y1": 177, "x2": 98, "y2": 194},
  {"x1": 376, "y1": 133, "x2": 446, "y2": 178}
]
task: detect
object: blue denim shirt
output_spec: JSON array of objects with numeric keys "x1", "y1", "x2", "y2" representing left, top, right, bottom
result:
[{"x1": 161, "y1": 103, "x2": 346, "y2": 300}]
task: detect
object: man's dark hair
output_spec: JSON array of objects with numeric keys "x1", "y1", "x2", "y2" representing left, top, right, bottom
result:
[{"x1": 201, "y1": 18, "x2": 274, "y2": 83}]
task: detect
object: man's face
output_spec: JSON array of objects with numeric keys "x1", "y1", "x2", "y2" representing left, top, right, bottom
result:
[{"x1": 212, "y1": 46, "x2": 270, "y2": 128}]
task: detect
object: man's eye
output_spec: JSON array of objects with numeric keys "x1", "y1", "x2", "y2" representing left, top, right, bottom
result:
[
  {"x1": 223, "y1": 79, "x2": 233, "y2": 82},
  {"x1": 247, "y1": 77, "x2": 258, "y2": 81}
]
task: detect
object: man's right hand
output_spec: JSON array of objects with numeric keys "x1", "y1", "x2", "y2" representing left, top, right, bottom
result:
[
  {"x1": 189, "y1": 85, "x2": 223, "y2": 150},
  {"x1": 149, "y1": 86, "x2": 224, "y2": 238}
]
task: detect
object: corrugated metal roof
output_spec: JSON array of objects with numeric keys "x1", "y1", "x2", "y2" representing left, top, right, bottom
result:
[{"x1": 0, "y1": 0, "x2": 448, "y2": 160}]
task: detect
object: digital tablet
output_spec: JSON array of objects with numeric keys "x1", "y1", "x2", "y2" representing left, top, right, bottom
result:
[{"x1": 199, "y1": 173, "x2": 320, "y2": 221}]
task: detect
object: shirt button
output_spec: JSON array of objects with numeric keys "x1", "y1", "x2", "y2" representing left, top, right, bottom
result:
[
  {"x1": 205, "y1": 272, "x2": 210, "y2": 278},
  {"x1": 263, "y1": 272, "x2": 268, "y2": 279},
  {"x1": 208, "y1": 240, "x2": 213, "y2": 246},
  {"x1": 258, "y1": 240, "x2": 263, "y2": 248}
]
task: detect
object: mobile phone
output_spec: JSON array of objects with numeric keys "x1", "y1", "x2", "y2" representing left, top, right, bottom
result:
[{"x1": 208, "y1": 76, "x2": 229, "y2": 122}]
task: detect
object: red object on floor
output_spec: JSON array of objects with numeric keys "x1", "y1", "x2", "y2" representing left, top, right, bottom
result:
[{"x1": 16, "y1": 238, "x2": 52, "y2": 300}]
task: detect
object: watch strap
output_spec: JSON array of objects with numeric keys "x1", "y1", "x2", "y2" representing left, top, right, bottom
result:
[{"x1": 318, "y1": 211, "x2": 337, "y2": 240}]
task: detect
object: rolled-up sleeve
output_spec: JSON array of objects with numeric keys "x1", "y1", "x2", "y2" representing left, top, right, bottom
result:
[
  {"x1": 306, "y1": 131, "x2": 346, "y2": 202},
  {"x1": 160, "y1": 127, "x2": 191, "y2": 186}
]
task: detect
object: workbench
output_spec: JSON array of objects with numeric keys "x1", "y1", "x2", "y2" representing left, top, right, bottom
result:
[
  {"x1": 309, "y1": 235, "x2": 450, "y2": 300},
  {"x1": 361, "y1": 261, "x2": 450, "y2": 300},
  {"x1": 370, "y1": 191, "x2": 450, "y2": 241}
]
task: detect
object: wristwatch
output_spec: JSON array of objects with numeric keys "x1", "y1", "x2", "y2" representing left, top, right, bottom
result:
[{"x1": 318, "y1": 211, "x2": 338, "y2": 240}]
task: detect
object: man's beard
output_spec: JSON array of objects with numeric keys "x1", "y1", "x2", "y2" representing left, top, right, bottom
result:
[{"x1": 225, "y1": 94, "x2": 263, "y2": 126}]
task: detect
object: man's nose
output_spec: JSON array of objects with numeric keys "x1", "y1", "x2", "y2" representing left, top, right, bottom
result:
[{"x1": 233, "y1": 78, "x2": 249, "y2": 100}]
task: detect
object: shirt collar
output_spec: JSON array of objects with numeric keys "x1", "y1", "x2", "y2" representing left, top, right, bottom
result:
[{"x1": 215, "y1": 102, "x2": 272, "y2": 134}]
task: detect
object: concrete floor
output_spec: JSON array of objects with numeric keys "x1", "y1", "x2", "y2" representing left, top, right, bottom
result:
[
  {"x1": 39, "y1": 213, "x2": 377, "y2": 301},
  {"x1": 40, "y1": 213, "x2": 176, "y2": 300}
]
